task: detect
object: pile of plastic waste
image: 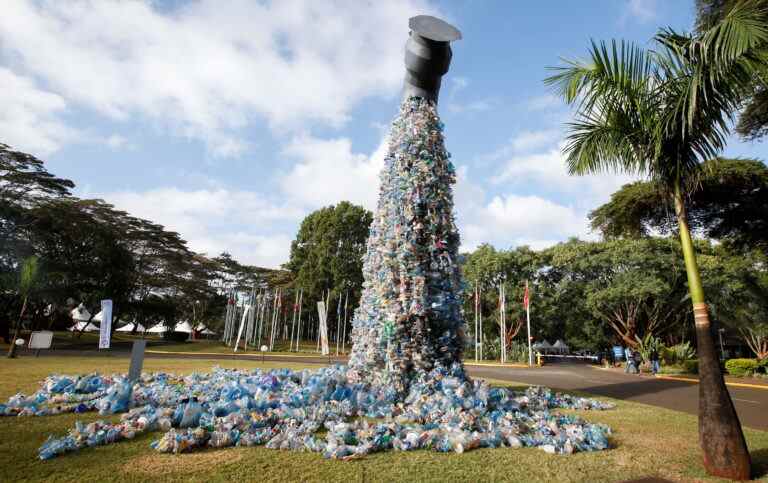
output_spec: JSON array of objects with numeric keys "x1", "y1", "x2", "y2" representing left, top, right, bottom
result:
[{"x1": 1, "y1": 364, "x2": 612, "y2": 460}]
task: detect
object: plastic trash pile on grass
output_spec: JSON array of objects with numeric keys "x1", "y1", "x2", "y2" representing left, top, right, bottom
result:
[
  {"x1": 0, "y1": 364, "x2": 613, "y2": 460},
  {"x1": 2, "y1": 98, "x2": 614, "y2": 461}
]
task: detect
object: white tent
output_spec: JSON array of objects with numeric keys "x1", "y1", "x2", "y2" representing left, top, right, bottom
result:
[
  {"x1": 69, "y1": 321, "x2": 99, "y2": 332},
  {"x1": 552, "y1": 339, "x2": 569, "y2": 354},
  {"x1": 174, "y1": 321, "x2": 194, "y2": 334},
  {"x1": 533, "y1": 340, "x2": 553, "y2": 353},
  {"x1": 146, "y1": 323, "x2": 166, "y2": 334},
  {"x1": 70, "y1": 304, "x2": 91, "y2": 322},
  {"x1": 195, "y1": 324, "x2": 216, "y2": 335},
  {"x1": 93, "y1": 310, "x2": 127, "y2": 326},
  {"x1": 116, "y1": 322, "x2": 146, "y2": 333}
]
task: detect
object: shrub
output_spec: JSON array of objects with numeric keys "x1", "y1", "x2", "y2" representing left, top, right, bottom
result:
[
  {"x1": 682, "y1": 359, "x2": 698, "y2": 374},
  {"x1": 483, "y1": 338, "x2": 530, "y2": 363},
  {"x1": 725, "y1": 358, "x2": 759, "y2": 377},
  {"x1": 662, "y1": 342, "x2": 696, "y2": 365},
  {"x1": 635, "y1": 334, "x2": 662, "y2": 363}
]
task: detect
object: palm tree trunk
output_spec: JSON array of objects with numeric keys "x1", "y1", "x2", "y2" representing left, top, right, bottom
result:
[
  {"x1": 674, "y1": 182, "x2": 751, "y2": 480},
  {"x1": 7, "y1": 296, "x2": 27, "y2": 359}
]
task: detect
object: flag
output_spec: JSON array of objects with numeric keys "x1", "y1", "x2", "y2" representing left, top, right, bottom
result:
[{"x1": 523, "y1": 282, "x2": 530, "y2": 309}]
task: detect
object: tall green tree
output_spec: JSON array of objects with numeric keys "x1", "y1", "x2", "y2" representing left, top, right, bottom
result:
[
  {"x1": 696, "y1": 0, "x2": 768, "y2": 140},
  {"x1": 546, "y1": 3, "x2": 768, "y2": 477},
  {"x1": 590, "y1": 158, "x2": 768, "y2": 251},
  {"x1": 285, "y1": 201, "x2": 372, "y2": 319}
]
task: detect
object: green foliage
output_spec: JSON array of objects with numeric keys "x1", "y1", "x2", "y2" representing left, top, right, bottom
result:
[
  {"x1": 483, "y1": 339, "x2": 528, "y2": 363},
  {"x1": 0, "y1": 143, "x2": 281, "y2": 335},
  {"x1": 695, "y1": 0, "x2": 768, "y2": 141},
  {"x1": 18, "y1": 256, "x2": 40, "y2": 298},
  {"x1": 635, "y1": 334, "x2": 663, "y2": 364},
  {"x1": 285, "y1": 201, "x2": 372, "y2": 320},
  {"x1": 589, "y1": 158, "x2": 768, "y2": 252},
  {"x1": 725, "y1": 358, "x2": 760, "y2": 377},
  {"x1": 662, "y1": 342, "x2": 697, "y2": 365}
]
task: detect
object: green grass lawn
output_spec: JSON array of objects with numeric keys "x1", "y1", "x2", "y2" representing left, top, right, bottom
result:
[{"x1": 1, "y1": 356, "x2": 767, "y2": 482}]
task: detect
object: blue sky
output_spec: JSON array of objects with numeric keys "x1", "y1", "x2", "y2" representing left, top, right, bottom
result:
[{"x1": 2, "y1": 0, "x2": 766, "y2": 268}]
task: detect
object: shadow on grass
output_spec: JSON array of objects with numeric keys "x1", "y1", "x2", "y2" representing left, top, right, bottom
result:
[{"x1": 752, "y1": 447, "x2": 768, "y2": 480}]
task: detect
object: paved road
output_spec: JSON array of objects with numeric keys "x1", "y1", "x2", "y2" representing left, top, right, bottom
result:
[
  {"x1": 468, "y1": 363, "x2": 768, "y2": 431},
  {"x1": 23, "y1": 350, "x2": 768, "y2": 431}
]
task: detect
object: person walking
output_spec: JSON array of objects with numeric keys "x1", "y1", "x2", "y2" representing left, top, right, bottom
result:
[
  {"x1": 650, "y1": 348, "x2": 660, "y2": 375},
  {"x1": 624, "y1": 346, "x2": 632, "y2": 373},
  {"x1": 633, "y1": 349, "x2": 643, "y2": 375}
]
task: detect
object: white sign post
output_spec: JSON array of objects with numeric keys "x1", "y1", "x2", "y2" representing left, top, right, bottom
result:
[
  {"x1": 99, "y1": 300, "x2": 113, "y2": 349},
  {"x1": 316, "y1": 301, "x2": 330, "y2": 356},
  {"x1": 234, "y1": 305, "x2": 250, "y2": 352},
  {"x1": 29, "y1": 330, "x2": 54, "y2": 357}
]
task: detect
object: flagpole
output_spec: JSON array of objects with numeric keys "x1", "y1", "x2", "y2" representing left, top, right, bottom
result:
[{"x1": 525, "y1": 280, "x2": 532, "y2": 366}]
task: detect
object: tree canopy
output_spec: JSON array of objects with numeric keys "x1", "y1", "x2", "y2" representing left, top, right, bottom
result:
[
  {"x1": 285, "y1": 201, "x2": 372, "y2": 312},
  {"x1": 695, "y1": 0, "x2": 768, "y2": 141},
  {"x1": 589, "y1": 158, "x2": 768, "y2": 251},
  {"x1": 0, "y1": 144, "x2": 287, "y2": 340}
]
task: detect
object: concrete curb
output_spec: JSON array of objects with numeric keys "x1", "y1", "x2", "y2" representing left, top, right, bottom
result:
[
  {"x1": 654, "y1": 374, "x2": 768, "y2": 391},
  {"x1": 589, "y1": 365, "x2": 768, "y2": 391}
]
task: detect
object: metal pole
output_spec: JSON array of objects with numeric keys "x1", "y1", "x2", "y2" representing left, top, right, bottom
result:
[
  {"x1": 295, "y1": 289, "x2": 303, "y2": 352},
  {"x1": 290, "y1": 290, "x2": 298, "y2": 351},
  {"x1": 479, "y1": 286, "x2": 483, "y2": 360},
  {"x1": 336, "y1": 286, "x2": 343, "y2": 356},
  {"x1": 526, "y1": 280, "x2": 533, "y2": 366},
  {"x1": 342, "y1": 289, "x2": 349, "y2": 353},
  {"x1": 474, "y1": 284, "x2": 480, "y2": 362}
]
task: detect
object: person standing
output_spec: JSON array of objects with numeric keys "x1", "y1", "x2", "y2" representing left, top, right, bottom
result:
[
  {"x1": 624, "y1": 346, "x2": 632, "y2": 373},
  {"x1": 650, "y1": 348, "x2": 660, "y2": 375}
]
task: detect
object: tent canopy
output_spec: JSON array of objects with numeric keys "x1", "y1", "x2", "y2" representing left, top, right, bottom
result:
[
  {"x1": 174, "y1": 321, "x2": 194, "y2": 334},
  {"x1": 145, "y1": 323, "x2": 166, "y2": 334},
  {"x1": 116, "y1": 322, "x2": 146, "y2": 333},
  {"x1": 552, "y1": 339, "x2": 569, "y2": 353},
  {"x1": 70, "y1": 305, "x2": 91, "y2": 322},
  {"x1": 69, "y1": 321, "x2": 99, "y2": 332},
  {"x1": 195, "y1": 324, "x2": 216, "y2": 335}
]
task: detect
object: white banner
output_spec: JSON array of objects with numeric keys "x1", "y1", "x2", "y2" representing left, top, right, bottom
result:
[
  {"x1": 99, "y1": 299, "x2": 113, "y2": 349},
  {"x1": 234, "y1": 305, "x2": 250, "y2": 352},
  {"x1": 316, "y1": 301, "x2": 330, "y2": 356}
]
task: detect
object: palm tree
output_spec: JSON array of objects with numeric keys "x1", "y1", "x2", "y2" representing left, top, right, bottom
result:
[
  {"x1": 8, "y1": 256, "x2": 40, "y2": 358},
  {"x1": 546, "y1": 2, "x2": 767, "y2": 479}
]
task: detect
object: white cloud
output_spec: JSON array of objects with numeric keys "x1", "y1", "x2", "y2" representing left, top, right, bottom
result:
[
  {"x1": 620, "y1": 0, "x2": 657, "y2": 25},
  {"x1": 454, "y1": 127, "x2": 638, "y2": 252},
  {"x1": 0, "y1": 0, "x2": 436, "y2": 156},
  {"x1": 279, "y1": 135, "x2": 388, "y2": 210},
  {"x1": 0, "y1": 68, "x2": 82, "y2": 155},
  {"x1": 526, "y1": 94, "x2": 561, "y2": 111},
  {"x1": 492, "y1": 140, "x2": 634, "y2": 208},
  {"x1": 509, "y1": 129, "x2": 560, "y2": 153},
  {"x1": 98, "y1": 134, "x2": 390, "y2": 267},
  {"x1": 453, "y1": 162, "x2": 588, "y2": 252},
  {"x1": 104, "y1": 187, "x2": 303, "y2": 268}
]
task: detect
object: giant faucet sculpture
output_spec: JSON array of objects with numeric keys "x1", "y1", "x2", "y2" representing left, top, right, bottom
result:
[
  {"x1": 21, "y1": 16, "x2": 614, "y2": 462},
  {"x1": 346, "y1": 16, "x2": 465, "y2": 394}
]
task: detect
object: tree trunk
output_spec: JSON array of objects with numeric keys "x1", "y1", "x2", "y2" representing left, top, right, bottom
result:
[
  {"x1": 7, "y1": 296, "x2": 27, "y2": 358},
  {"x1": 674, "y1": 182, "x2": 751, "y2": 480}
]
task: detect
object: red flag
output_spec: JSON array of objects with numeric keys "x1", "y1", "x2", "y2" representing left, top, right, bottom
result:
[{"x1": 523, "y1": 283, "x2": 530, "y2": 309}]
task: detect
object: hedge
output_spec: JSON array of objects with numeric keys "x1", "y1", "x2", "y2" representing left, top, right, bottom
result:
[{"x1": 725, "y1": 358, "x2": 759, "y2": 377}]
